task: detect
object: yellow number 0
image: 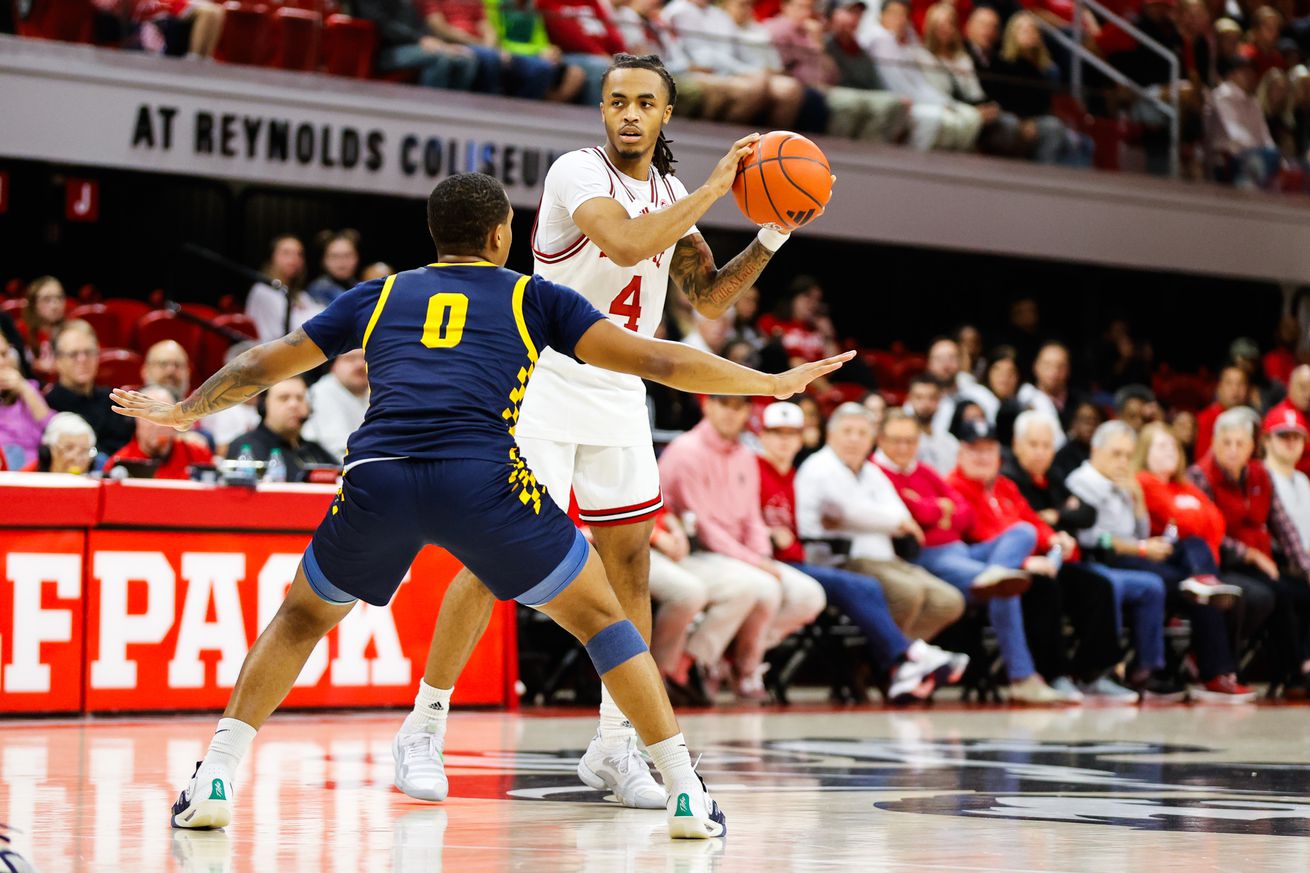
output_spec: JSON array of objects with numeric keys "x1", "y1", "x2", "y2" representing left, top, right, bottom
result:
[{"x1": 421, "y1": 293, "x2": 468, "y2": 349}]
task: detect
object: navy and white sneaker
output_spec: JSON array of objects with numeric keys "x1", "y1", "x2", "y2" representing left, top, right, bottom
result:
[
  {"x1": 667, "y1": 773, "x2": 727, "y2": 840},
  {"x1": 171, "y1": 761, "x2": 233, "y2": 830}
]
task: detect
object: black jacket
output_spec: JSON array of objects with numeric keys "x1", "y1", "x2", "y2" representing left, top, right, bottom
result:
[
  {"x1": 1002, "y1": 457, "x2": 1097, "y2": 534},
  {"x1": 355, "y1": 0, "x2": 428, "y2": 48},
  {"x1": 224, "y1": 424, "x2": 337, "y2": 482}
]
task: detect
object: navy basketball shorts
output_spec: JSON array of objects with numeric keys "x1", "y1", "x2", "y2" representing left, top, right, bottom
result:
[{"x1": 302, "y1": 458, "x2": 589, "y2": 607}]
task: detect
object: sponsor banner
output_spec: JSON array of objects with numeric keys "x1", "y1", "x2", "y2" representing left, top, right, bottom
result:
[
  {"x1": 0, "y1": 530, "x2": 87, "y2": 713},
  {"x1": 80, "y1": 531, "x2": 514, "y2": 712}
]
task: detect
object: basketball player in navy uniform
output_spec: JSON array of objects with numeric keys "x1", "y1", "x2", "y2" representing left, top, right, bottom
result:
[{"x1": 111, "y1": 173, "x2": 850, "y2": 840}]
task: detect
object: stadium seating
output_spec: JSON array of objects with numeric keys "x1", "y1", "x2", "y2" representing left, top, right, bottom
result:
[
  {"x1": 321, "y1": 14, "x2": 376, "y2": 79},
  {"x1": 17, "y1": 0, "x2": 95, "y2": 44},
  {"x1": 269, "y1": 7, "x2": 322, "y2": 72},
  {"x1": 214, "y1": 2, "x2": 270, "y2": 66},
  {"x1": 99, "y1": 299, "x2": 153, "y2": 349},
  {"x1": 95, "y1": 348, "x2": 143, "y2": 390},
  {"x1": 136, "y1": 310, "x2": 203, "y2": 363},
  {"x1": 68, "y1": 304, "x2": 128, "y2": 349}
]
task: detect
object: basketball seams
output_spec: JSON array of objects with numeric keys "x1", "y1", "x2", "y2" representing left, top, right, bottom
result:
[{"x1": 732, "y1": 132, "x2": 831, "y2": 230}]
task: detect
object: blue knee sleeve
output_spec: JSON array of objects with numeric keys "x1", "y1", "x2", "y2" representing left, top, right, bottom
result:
[{"x1": 585, "y1": 620, "x2": 648, "y2": 675}]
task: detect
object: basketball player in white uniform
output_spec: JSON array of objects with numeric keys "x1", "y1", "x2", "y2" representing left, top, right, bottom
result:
[{"x1": 393, "y1": 54, "x2": 805, "y2": 807}]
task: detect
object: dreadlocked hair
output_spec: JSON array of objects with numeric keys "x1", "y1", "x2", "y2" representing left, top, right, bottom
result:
[{"x1": 603, "y1": 53, "x2": 679, "y2": 176}]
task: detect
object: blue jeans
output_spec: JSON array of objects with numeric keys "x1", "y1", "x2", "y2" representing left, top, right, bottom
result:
[
  {"x1": 564, "y1": 52, "x2": 611, "y2": 105},
  {"x1": 379, "y1": 44, "x2": 477, "y2": 91},
  {"x1": 467, "y1": 45, "x2": 557, "y2": 99},
  {"x1": 790, "y1": 563, "x2": 910, "y2": 673},
  {"x1": 915, "y1": 523, "x2": 1038, "y2": 681},
  {"x1": 1087, "y1": 563, "x2": 1166, "y2": 671}
]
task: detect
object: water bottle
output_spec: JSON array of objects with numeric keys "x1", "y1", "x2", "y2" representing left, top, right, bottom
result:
[
  {"x1": 236, "y1": 444, "x2": 256, "y2": 475},
  {"x1": 682, "y1": 511, "x2": 702, "y2": 552},
  {"x1": 1163, "y1": 521, "x2": 1179, "y2": 544},
  {"x1": 1046, "y1": 544, "x2": 1064, "y2": 574},
  {"x1": 264, "y1": 448, "x2": 287, "y2": 483}
]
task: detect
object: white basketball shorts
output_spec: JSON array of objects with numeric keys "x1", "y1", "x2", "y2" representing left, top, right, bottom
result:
[{"x1": 516, "y1": 436, "x2": 663, "y2": 527}]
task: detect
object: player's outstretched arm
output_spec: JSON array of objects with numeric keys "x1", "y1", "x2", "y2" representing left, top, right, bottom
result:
[
  {"x1": 572, "y1": 134, "x2": 758, "y2": 268},
  {"x1": 110, "y1": 329, "x2": 328, "y2": 429},
  {"x1": 573, "y1": 319, "x2": 853, "y2": 399}
]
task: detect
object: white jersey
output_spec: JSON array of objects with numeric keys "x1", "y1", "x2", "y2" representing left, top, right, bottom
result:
[{"x1": 516, "y1": 146, "x2": 697, "y2": 446}]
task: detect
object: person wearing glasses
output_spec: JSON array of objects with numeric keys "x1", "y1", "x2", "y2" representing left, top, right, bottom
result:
[{"x1": 44, "y1": 320, "x2": 134, "y2": 455}]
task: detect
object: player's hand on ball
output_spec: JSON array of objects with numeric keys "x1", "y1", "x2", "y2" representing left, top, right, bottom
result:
[
  {"x1": 110, "y1": 388, "x2": 191, "y2": 431},
  {"x1": 773, "y1": 351, "x2": 856, "y2": 399},
  {"x1": 708, "y1": 133, "x2": 761, "y2": 198}
]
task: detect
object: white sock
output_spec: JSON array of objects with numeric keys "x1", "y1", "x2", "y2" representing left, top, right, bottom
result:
[
  {"x1": 597, "y1": 684, "x2": 635, "y2": 743},
  {"x1": 202, "y1": 717, "x2": 256, "y2": 776},
  {"x1": 401, "y1": 680, "x2": 452, "y2": 739},
  {"x1": 647, "y1": 733, "x2": 695, "y2": 788}
]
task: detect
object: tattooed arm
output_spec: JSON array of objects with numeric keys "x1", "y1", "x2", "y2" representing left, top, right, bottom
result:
[
  {"x1": 111, "y1": 329, "x2": 328, "y2": 429},
  {"x1": 670, "y1": 232, "x2": 777, "y2": 320}
]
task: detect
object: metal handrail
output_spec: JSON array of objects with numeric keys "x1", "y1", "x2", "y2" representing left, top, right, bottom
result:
[{"x1": 1067, "y1": 0, "x2": 1180, "y2": 177}]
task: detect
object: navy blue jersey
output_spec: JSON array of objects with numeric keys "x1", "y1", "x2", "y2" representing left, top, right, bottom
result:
[{"x1": 302, "y1": 262, "x2": 605, "y2": 475}]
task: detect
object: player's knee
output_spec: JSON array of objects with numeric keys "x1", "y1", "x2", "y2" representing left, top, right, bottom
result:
[{"x1": 584, "y1": 619, "x2": 649, "y2": 675}]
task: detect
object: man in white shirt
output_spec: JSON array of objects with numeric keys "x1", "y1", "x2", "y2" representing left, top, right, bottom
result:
[
  {"x1": 904, "y1": 374, "x2": 959, "y2": 474},
  {"x1": 304, "y1": 349, "x2": 370, "y2": 462},
  {"x1": 1264, "y1": 406, "x2": 1310, "y2": 552},
  {"x1": 795, "y1": 403, "x2": 964, "y2": 641},
  {"x1": 924, "y1": 337, "x2": 999, "y2": 429},
  {"x1": 1208, "y1": 54, "x2": 1281, "y2": 187}
]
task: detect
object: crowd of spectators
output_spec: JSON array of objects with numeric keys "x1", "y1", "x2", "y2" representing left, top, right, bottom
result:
[
  {"x1": 637, "y1": 272, "x2": 1310, "y2": 704},
  {"x1": 16, "y1": 0, "x2": 1310, "y2": 188},
  {"x1": 6, "y1": 223, "x2": 1310, "y2": 706}
]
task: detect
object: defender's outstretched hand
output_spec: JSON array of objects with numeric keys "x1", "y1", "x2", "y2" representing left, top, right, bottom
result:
[
  {"x1": 773, "y1": 351, "x2": 857, "y2": 399},
  {"x1": 110, "y1": 388, "x2": 190, "y2": 431}
]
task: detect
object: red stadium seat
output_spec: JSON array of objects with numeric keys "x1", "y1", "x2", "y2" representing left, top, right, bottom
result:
[
  {"x1": 68, "y1": 303, "x2": 128, "y2": 349},
  {"x1": 270, "y1": 7, "x2": 322, "y2": 71},
  {"x1": 214, "y1": 2, "x2": 271, "y2": 66},
  {"x1": 100, "y1": 299, "x2": 153, "y2": 349},
  {"x1": 0, "y1": 298, "x2": 26, "y2": 319},
  {"x1": 136, "y1": 310, "x2": 203, "y2": 363},
  {"x1": 213, "y1": 313, "x2": 260, "y2": 340},
  {"x1": 96, "y1": 349, "x2": 144, "y2": 390},
  {"x1": 179, "y1": 303, "x2": 220, "y2": 322},
  {"x1": 19, "y1": 0, "x2": 95, "y2": 43},
  {"x1": 322, "y1": 14, "x2": 376, "y2": 79},
  {"x1": 78, "y1": 284, "x2": 101, "y2": 303},
  {"x1": 3, "y1": 279, "x2": 23, "y2": 299}
]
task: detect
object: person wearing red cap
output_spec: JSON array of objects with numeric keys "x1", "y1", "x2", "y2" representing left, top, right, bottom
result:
[
  {"x1": 1264, "y1": 406, "x2": 1310, "y2": 567},
  {"x1": 1188, "y1": 406, "x2": 1310, "y2": 696},
  {"x1": 1266, "y1": 364, "x2": 1310, "y2": 477}
]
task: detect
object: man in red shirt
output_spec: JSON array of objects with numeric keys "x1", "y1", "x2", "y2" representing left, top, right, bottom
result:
[
  {"x1": 537, "y1": 0, "x2": 628, "y2": 103},
  {"x1": 757, "y1": 401, "x2": 968, "y2": 700},
  {"x1": 876, "y1": 410, "x2": 1068, "y2": 703},
  {"x1": 105, "y1": 385, "x2": 213, "y2": 480},
  {"x1": 948, "y1": 417, "x2": 1143, "y2": 703}
]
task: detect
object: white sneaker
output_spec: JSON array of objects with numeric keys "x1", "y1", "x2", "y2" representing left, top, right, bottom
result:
[
  {"x1": 888, "y1": 640, "x2": 952, "y2": 700},
  {"x1": 577, "y1": 732, "x2": 667, "y2": 809},
  {"x1": 171, "y1": 761, "x2": 233, "y2": 830},
  {"x1": 1179, "y1": 575, "x2": 1243, "y2": 610},
  {"x1": 393, "y1": 731, "x2": 448, "y2": 802},
  {"x1": 1049, "y1": 676, "x2": 1087, "y2": 703},
  {"x1": 921, "y1": 641, "x2": 970, "y2": 685},
  {"x1": 666, "y1": 774, "x2": 727, "y2": 839},
  {"x1": 1078, "y1": 675, "x2": 1139, "y2": 704},
  {"x1": 970, "y1": 566, "x2": 1032, "y2": 599}
]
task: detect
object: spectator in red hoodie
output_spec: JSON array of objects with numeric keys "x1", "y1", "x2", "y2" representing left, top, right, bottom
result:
[
  {"x1": 1194, "y1": 366, "x2": 1251, "y2": 460},
  {"x1": 948, "y1": 416, "x2": 1144, "y2": 703},
  {"x1": 537, "y1": 0, "x2": 629, "y2": 104},
  {"x1": 758, "y1": 401, "x2": 970, "y2": 701},
  {"x1": 874, "y1": 410, "x2": 1064, "y2": 703},
  {"x1": 1189, "y1": 407, "x2": 1310, "y2": 696}
]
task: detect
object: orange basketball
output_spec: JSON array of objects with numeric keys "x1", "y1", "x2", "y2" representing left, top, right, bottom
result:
[{"x1": 732, "y1": 131, "x2": 833, "y2": 231}]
